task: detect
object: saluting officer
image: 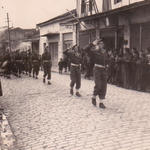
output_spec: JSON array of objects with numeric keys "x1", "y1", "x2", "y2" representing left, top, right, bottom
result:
[
  {"x1": 84, "y1": 39, "x2": 108, "y2": 109},
  {"x1": 42, "y1": 46, "x2": 52, "y2": 85},
  {"x1": 63, "y1": 45, "x2": 82, "y2": 97},
  {"x1": 32, "y1": 51, "x2": 40, "y2": 79}
]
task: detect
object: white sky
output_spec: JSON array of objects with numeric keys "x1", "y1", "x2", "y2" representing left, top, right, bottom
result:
[{"x1": 0, "y1": 0, "x2": 76, "y2": 29}]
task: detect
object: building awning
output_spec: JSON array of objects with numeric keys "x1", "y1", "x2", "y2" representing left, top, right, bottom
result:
[
  {"x1": 23, "y1": 37, "x2": 40, "y2": 43},
  {"x1": 80, "y1": 0, "x2": 150, "y2": 22},
  {"x1": 41, "y1": 32, "x2": 59, "y2": 37}
]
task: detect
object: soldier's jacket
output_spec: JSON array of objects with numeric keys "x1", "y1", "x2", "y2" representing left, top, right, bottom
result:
[
  {"x1": 4, "y1": 53, "x2": 11, "y2": 62},
  {"x1": 42, "y1": 52, "x2": 52, "y2": 65},
  {"x1": 63, "y1": 48, "x2": 82, "y2": 65},
  {"x1": 27, "y1": 53, "x2": 32, "y2": 64},
  {"x1": 32, "y1": 54, "x2": 40, "y2": 62},
  {"x1": 15, "y1": 54, "x2": 22, "y2": 61},
  {"x1": 84, "y1": 44, "x2": 108, "y2": 67}
]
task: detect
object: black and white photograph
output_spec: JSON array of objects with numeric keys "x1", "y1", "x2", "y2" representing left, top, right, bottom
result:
[{"x1": 0, "y1": 0, "x2": 150, "y2": 149}]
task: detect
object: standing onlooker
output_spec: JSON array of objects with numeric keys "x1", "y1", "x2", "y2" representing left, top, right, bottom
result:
[
  {"x1": 145, "y1": 47, "x2": 150, "y2": 91},
  {"x1": 122, "y1": 48, "x2": 132, "y2": 89},
  {"x1": 131, "y1": 48, "x2": 139, "y2": 90},
  {"x1": 115, "y1": 50, "x2": 123, "y2": 87},
  {"x1": 107, "y1": 50, "x2": 116, "y2": 84},
  {"x1": 58, "y1": 58, "x2": 64, "y2": 74}
]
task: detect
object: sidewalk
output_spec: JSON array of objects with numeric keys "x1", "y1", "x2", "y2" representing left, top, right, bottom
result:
[{"x1": 0, "y1": 110, "x2": 17, "y2": 150}]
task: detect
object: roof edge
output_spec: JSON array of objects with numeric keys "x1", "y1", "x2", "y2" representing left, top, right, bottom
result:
[{"x1": 37, "y1": 9, "x2": 76, "y2": 27}]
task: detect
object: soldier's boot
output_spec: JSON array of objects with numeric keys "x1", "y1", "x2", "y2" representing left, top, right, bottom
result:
[
  {"x1": 36, "y1": 76, "x2": 38, "y2": 79},
  {"x1": 70, "y1": 88, "x2": 73, "y2": 95},
  {"x1": 76, "y1": 92, "x2": 81, "y2": 97},
  {"x1": 48, "y1": 81, "x2": 51, "y2": 85},
  {"x1": 92, "y1": 97, "x2": 96, "y2": 106},
  {"x1": 99, "y1": 103, "x2": 106, "y2": 109}
]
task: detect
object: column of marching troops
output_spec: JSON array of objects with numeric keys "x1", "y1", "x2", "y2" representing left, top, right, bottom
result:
[
  {"x1": 0, "y1": 47, "x2": 52, "y2": 85},
  {"x1": 0, "y1": 49, "x2": 41, "y2": 79},
  {"x1": 1, "y1": 39, "x2": 150, "y2": 109}
]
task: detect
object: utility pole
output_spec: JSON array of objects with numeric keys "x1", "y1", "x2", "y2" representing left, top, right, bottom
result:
[{"x1": 7, "y1": 12, "x2": 11, "y2": 52}]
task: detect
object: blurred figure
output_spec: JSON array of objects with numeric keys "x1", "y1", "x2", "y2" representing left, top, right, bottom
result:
[
  {"x1": 15, "y1": 50, "x2": 23, "y2": 78},
  {"x1": 131, "y1": 48, "x2": 139, "y2": 90},
  {"x1": 115, "y1": 50, "x2": 123, "y2": 87},
  {"x1": 107, "y1": 50, "x2": 116, "y2": 84},
  {"x1": 145, "y1": 47, "x2": 150, "y2": 91},
  {"x1": 42, "y1": 46, "x2": 52, "y2": 85},
  {"x1": 2, "y1": 50, "x2": 11, "y2": 78},
  {"x1": 32, "y1": 52, "x2": 40, "y2": 79},
  {"x1": 27, "y1": 49, "x2": 33, "y2": 77},
  {"x1": 58, "y1": 58, "x2": 63, "y2": 74},
  {"x1": 122, "y1": 48, "x2": 132, "y2": 89}
]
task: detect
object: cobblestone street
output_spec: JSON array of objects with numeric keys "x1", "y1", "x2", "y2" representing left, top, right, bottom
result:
[{"x1": 0, "y1": 72, "x2": 150, "y2": 150}]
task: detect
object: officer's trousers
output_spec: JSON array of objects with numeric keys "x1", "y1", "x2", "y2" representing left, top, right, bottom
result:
[
  {"x1": 93, "y1": 66, "x2": 107, "y2": 99},
  {"x1": 43, "y1": 63, "x2": 51, "y2": 80},
  {"x1": 70, "y1": 65, "x2": 81, "y2": 89}
]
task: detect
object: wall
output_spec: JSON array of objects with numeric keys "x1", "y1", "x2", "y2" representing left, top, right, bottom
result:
[
  {"x1": 113, "y1": 0, "x2": 144, "y2": 9},
  {"x1": 76, "y1": 0, "x2": 144, "y2": 17},
  {"x1": 39, "y1": 21, "x2": 76, "y2": 61}
]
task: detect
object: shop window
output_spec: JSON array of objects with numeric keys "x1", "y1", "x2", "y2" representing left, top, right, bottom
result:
[{"x1": 114, "y1": 0, "x2": 122, "y2": 4}]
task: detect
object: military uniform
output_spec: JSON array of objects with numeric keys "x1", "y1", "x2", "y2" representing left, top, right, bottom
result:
[
  {"x1": 3, "y1": 52, "x2": 11, "y2": 78},
  {"x1": 58, "y1": 59, "x2": 64, "y2": 74},
  {"x1": 84, "y1": 39, "x2": 108, "y2": 108},
  {"x1": 42, "y1": 49, "x2": 52, "y2": 84},
  {"x1": 15, "y1": 52, "x2": 23, "y2": 78},
  {"x1": 63, "y1": 45, "x2": 82, "y2": 97},
  {"x1": 32, "y1": 53, "x2": 40, "y2": 79}
]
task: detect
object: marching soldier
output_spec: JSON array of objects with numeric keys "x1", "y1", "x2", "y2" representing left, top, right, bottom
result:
[
  {"x1": 32, "y1": 52, "x2": 40, "y2": 79},
  {"x1": 84, "y1": 39, "x2": 108, "y2": 109},
  {"x1": 2, "y1": 50, "x2": 11, "y2": 78},
  {"x1": 15, "y1": 50, "x2": 23, "y2": 78},
  {"x1": 27, "y1": 49, "x2": 32, "y2": 77},
  {"x1": 63, "y1": 45, "x2": 82, "y2": 97},
  {"x1": 42, "y1": 46, "x2": 52, "y2": 85}
]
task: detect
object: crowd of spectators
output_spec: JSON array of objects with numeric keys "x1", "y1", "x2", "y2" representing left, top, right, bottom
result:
[{"x1": 59, "y1": 47, "x2": 150, "y2": 92}]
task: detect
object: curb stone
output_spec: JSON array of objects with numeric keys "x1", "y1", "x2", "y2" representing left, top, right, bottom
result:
[{"x1": 0, "y1": 112, "x2": 18, "y2": 150}]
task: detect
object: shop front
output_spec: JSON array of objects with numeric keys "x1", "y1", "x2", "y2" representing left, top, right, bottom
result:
[
  {"x1": 79, "y1": 29, "x2": 96, "y2": 48},
  {"x1": 47, "y1": 34, "x2": 59, "y2": 66}
]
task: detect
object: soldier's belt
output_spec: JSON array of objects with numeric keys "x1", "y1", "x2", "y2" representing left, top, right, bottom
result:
[
  {"x1": 43, "y1": 60, "x2": 50, "y2": 63},
  {"x1": 95, "y1": 64, "x2": 105, "y2": 68},
  {"x1": 16, "y1": 60, "x2": 23, "y2": 62},
  {"x1": 71, "y1": 63, "x2": 80, "y2": 67},
  {"x1": 33, "y1": 60, "x2": 38, "y2": 62}
]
